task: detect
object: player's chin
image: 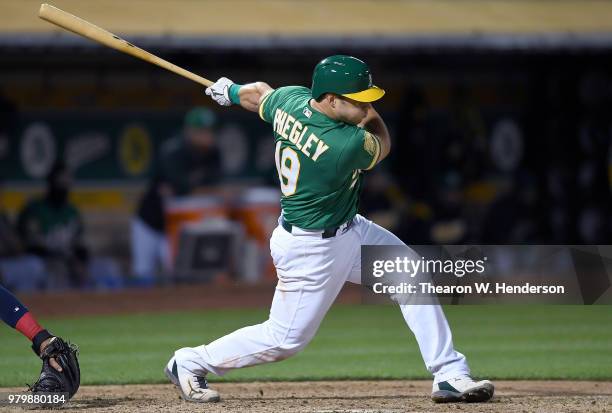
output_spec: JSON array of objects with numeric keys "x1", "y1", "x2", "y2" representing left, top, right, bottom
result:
[
  {"x1": 356, "y1": 109, "x2": 368, "y2": 123},
  {"x1": 344, "y1": 113, "x2": 366, "y2": 126}
]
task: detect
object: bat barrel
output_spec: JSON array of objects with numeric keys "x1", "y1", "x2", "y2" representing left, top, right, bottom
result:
[{"x1": 38, "y1": 3, "x2": 213, "y2": 87}]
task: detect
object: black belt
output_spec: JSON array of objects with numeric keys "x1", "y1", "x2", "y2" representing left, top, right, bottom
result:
[{"x1": 281, "y1": 217, "x2": 354, "y2": 239}]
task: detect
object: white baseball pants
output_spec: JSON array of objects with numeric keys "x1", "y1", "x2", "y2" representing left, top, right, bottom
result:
[
  {"x1": 176, "y1": 214, "x2": 470, "y2": 383},
  {"x1": 131, "y1": 217, "x2": 169, "y2": 281}
]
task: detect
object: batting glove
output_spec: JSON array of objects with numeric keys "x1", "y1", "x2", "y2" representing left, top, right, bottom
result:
[{"x1": 205, "y1": 77, "x2": 234, "y2": 106}]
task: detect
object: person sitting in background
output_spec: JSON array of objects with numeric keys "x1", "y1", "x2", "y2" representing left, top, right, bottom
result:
[
  {"x1": 132, "y1": 107, "x2": 221, "y2": 285},
  {"x1": 360, "y1": 170, "x2": 434, "y2": 244},
  {"x1": 16, "y1": 161, "x2": 89, "y2": 288},
  {"x1": 0, "y1": 176, "x2": 49, "y2": 291},
  {"x1": 0, "y1": 176, "x2": 21, "y2": 258}
]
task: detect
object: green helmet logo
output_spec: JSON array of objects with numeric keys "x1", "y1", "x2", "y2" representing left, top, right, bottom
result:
[{"x1": 311, "y1": 55, "x2": 385, "y2": 102}]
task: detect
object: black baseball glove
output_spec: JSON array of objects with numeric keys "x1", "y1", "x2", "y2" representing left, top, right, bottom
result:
[{"x1": 29, "y1": 336, "x2": 81, "y2": 399}]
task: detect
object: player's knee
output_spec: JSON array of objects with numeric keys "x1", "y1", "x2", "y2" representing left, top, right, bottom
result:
[
  {"x1": 280, "y1": 337, "x2": 310, "y2": 353},
  {"x1": 279, "y1": 326, "x2": 317, "y2": 355},
  {"x1": 273, "y1": 340, "x2": 308, "y2": 361},
  {"x1": 263, "y1": 320, "x2": 315, "y2": 358}
]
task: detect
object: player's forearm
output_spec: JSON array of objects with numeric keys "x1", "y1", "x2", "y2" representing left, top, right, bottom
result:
[
  {"x1": 0, "y1": 285, "x2": 49, "y2": 344},
  {"x1": 220, "y1": 81, "x2": 273, "y2": 113},
  {"x1": 362, "y1": 109, "x2": 391, "y2": 161},
  {"x1": 235, "y1": 82, "x2": 273, "y2": 112}
]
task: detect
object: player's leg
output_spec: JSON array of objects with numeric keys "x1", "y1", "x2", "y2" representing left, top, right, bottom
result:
[
  {"x1": 167, "y1": 225, "x2": 361, "y2": 402},
  {"x1": 347, "y1": 215, "x2": 493, "y2": 402}
]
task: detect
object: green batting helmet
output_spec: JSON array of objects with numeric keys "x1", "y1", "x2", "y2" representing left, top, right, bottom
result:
[{"x1": 311, "y1": 55, "x2": 385, "y2": 102}]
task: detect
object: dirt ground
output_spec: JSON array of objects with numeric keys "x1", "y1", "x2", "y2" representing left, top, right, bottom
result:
[{"x1": 2, "y1": 380, "x2": 610, "y2": 413}]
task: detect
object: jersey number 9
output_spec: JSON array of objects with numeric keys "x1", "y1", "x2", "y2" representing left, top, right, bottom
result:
[{"x1": 275, "y1": 142, "x2": 300, "y2": 196}]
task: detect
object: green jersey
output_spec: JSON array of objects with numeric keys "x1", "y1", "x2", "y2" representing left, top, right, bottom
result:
[
  {"x1": 16, "y1": 198, "x2": 84, "y2": 256},
  {"x1": 259, "y1": 86, "x2": 381, "y2": 229}
]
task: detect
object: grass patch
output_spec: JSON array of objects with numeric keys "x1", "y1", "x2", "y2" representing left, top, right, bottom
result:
[{"x1": 1, "y1": 305, "x2": 610, "y2": 386}]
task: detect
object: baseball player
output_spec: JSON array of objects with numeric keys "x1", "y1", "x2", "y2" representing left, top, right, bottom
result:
[{"x1": 165, "y1": 55, "x2": 494, "y2": 403}]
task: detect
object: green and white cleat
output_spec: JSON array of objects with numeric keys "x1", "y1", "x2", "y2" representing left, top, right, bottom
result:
[
  {"x1": 432, "y1": 375, "x2": 494, "y2": 403},
  {"x1": 164, "y1": 355, "x2": 220, "y2": 403}
]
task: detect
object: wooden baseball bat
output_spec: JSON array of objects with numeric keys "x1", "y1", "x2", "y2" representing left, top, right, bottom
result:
[{"x1": 38, "y1": 3, "x2": 213, "y2": 87}]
